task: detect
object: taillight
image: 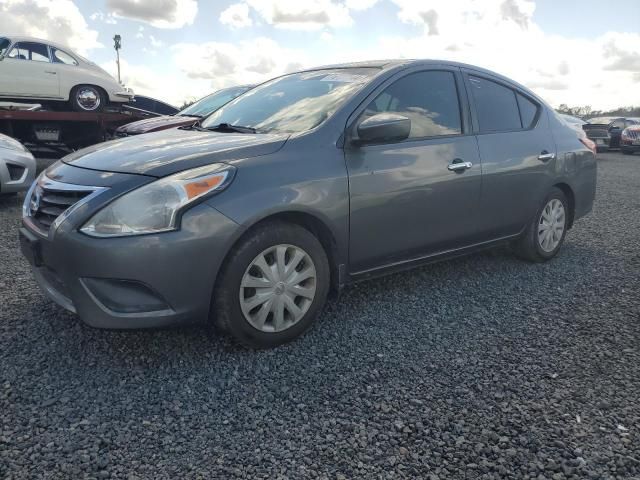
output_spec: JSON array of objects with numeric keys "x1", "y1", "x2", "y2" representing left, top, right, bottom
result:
[{"x1": 580, "y1": 137, "x2": 597, "y2": 155}]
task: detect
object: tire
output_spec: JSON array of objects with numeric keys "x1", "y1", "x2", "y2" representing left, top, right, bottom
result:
[
  {"x1": 622, "y1": 149, "x2": 633, "y2": 155},
  {"x1": 70, "y1": 85, "x2": 105, "y2": 112},
  {"x1": 514, "y1": 187, "x2": 569, "y2": 262},
  {"x1": 213, "y1": 221, "x2": 330, "y2": 349}
]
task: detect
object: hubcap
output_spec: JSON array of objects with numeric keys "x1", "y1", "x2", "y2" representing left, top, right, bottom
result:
[
  {"x1": 538, "y1": 198, "x2": 566, "y2": 252},
  {"x1": 239, "y1": 244, "x2": 317, "y2": 333},
  {"x1": 77, "y1": 88, "x2": 100, "y2": 111}
]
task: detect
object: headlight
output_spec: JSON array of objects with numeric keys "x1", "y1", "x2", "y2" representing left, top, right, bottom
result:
[
  {"x1": 81, "y1": 163, "x2": 235, "y2": 237},
  {"x1": 0, "y1": 135, "x2": 28, "y2": 152}
]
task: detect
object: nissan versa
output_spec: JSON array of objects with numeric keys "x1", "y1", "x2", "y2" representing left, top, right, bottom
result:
[{"x1": 19, "y1": 60, "x2": 597, "y2": 348}]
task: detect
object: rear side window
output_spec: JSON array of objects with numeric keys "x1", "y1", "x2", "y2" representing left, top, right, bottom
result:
[
  {"x1": 517, "y1": 93, "x2": 538, "y2": 129},
  {"x1": 52, "y1": 48, "x2": 78, "y2": 65},
  {"x1": 469, "y1": 76, "x2": 521, "y2": 133},
  {"x1": 362, "y1": 70, "x2": 462, "y2": 139}
]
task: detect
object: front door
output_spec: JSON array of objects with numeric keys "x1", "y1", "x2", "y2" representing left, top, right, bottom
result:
[{"x1": 345, "y1": 69, "x2": 482, "y2": 273}]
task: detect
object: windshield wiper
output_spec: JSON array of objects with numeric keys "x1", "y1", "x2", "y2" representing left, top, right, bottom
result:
[
  {"x1": 178, "y1": 113, "x2": 203, "y2": 118},
  {"x1": 205, "y1": 123, "x2": 257, "y2": 134}
]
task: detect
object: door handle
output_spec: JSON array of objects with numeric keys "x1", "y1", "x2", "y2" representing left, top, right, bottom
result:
[
  {"x1": 448, "y1": 160, "x2": 473, "y2": 172},
  {"x1": 538, "y1": 151, "x2": 555, "y2": 162},
  {"x1": 44, "y1": 70, "x2": 57, "y2": 75}
]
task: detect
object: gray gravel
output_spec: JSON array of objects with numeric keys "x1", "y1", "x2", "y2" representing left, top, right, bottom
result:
[{"x1": 1, "y1": 152, "x2": 639, "y2": 479}]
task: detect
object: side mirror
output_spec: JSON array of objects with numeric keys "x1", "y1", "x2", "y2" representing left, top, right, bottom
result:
[{"x1": 354, "y1": 113, "x2": 411, "y2": 145}]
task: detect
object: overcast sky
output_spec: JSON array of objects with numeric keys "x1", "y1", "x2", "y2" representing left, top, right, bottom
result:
[{"x1": 1, "y1": 0, "x2": 639, "y2": 109}]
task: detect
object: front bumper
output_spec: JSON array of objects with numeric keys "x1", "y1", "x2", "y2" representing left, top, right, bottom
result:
[
  {"x1": 112, "y1": 89, "x2": 135, "y2": 101},
  {"x1": 0, "y1": 149, "x2": 36, "y2": 194},
  {"x1": 21, "y1": 163, "x2": 243, "y2": 329}
]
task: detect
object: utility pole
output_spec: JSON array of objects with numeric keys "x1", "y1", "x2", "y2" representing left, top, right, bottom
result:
[{"x1": 113, "y1": 34, "x2": 122, "y2": 84}]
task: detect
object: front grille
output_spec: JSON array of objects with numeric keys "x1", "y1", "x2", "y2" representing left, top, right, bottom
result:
[
  {"x1": 627, "y1": 130, "x2": 639, "y2": 140},
  {"x1": 25, "y1": 177, "x2": 96, "y2": 235}
]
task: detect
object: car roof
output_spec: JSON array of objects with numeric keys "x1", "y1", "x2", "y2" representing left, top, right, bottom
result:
[
  {"x1": 298, "y1": 59, "x2": 545, "y2": 104},
  {"x1": 2, "y1": 35, "x2": 77, "y2": 54}
]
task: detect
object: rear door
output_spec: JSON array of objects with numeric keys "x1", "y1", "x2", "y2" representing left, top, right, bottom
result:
[
  {"x1": 463, "y1": 71, "x2": 555, "y2": 239},
  {"x1": 3, "y1": 42, "x2": 59, "y2": 97},
  {"x1": 345, "y1": 68, "x2": 482, "y2": 273}
]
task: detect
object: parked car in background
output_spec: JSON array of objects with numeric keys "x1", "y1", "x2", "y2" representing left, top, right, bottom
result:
[
  {"x1": 621, "y1": 124, "x2": 640, "y2": 155},
  {"x1": 115, "y1": 85, "x2": 253, "y2": 137},
  {"x1": 126, "y1": 95, "x2": 178, "y2": 116},
  {"x1": 0, "y1": 133, "x2": 36, "y2": 195},
  {"x1": 20, "y1": 60, "x2": 596, "y2": 348},
  {"x1": 583, "y1": 117, "x2": 640, "y2": 151},
  {"x1": 0, "y1": 36, "x2": 134, "y2": 112}
]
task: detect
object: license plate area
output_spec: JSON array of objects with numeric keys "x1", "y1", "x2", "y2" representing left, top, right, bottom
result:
[{"x1": 19, "y1": 228, "x2": 43, "y2": 267}]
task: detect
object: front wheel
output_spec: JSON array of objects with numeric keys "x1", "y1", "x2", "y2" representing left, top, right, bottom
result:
[
  {"x1": 514, "y1": 187, "x2": 569, "y2": 262},
  {"x1": 213, "y1": 222, "x2": 330, "y2": 348},
  {"x1": 70, "y1": 85, "x2": 105, "y2": 112}
]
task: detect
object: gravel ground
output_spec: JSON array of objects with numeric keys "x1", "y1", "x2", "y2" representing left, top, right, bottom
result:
[{"x1": 1, "y1": 152, "x2": 639, "y2": 479}]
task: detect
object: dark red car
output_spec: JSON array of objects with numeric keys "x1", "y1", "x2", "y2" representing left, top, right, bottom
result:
[{"x1": 115, "y1": 85, "x2": 253, "y2": 137}]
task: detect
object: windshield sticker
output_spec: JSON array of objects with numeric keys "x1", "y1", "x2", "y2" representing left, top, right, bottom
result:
[{"x1": 319, "y1": 73, "x2": 369, "y2": 83}]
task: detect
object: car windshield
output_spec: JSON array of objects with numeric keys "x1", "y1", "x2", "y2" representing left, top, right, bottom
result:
[
  {"x1": 0, "y1": 38, "x2": 10, "y2": 56},
  {"x1": 200, "y1": 68, "x2": 379, "y2": 134},
  {"x1": 180, "y1": 86, "x2": 251, "y2": 117}
]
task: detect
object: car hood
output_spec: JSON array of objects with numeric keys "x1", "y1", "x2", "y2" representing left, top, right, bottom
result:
[
  {"x1": 63, "y1": 128, "x2": 289, "y2": 177},
  {"x1": 117, "y1": 115, "x2": 198, "y2": 134}
]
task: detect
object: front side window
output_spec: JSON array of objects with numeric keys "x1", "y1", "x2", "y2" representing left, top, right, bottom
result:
[
  {"x1": 0, "y1": 38, "x2": 10, "y2": 57},
  {"x1": 469, "y1": 76, "x2": 521, "y2": 133},
  {"x1": 181, "y1": 86, "x2": 251, "y2": 118},
  {"x1": 359, "y1": 70, "x2": 462, "y2": 139},
  {"x1": 360, "y1": 70, "x2": 462, "y2": 138},
  {"x1": 201, "y1": 68, "x2": 379, "y2": 134},
  {"x1": 8, "y1": 42, "x2": 50, "y2": 62},
  {"x1": 52, "y1": 48, "x2": 78, "y2": 65}
]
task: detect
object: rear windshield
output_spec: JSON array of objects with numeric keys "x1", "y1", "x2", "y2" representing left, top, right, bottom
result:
[
  {"x1": 587, "y1": 117, "x2": 616, "y2": 124},
  {"x1": 201, "y1": 68, "x2": 379, "y2": 134}
]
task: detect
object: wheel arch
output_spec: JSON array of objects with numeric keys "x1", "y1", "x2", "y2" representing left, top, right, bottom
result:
[
  {"x1": 69, "y1": 84, "x2": 108, "y2": 106},
  {"x1": 217, "y1": 210, "x2": 343, "y2": 294},
  {"x1": 552, "y1": 182, "x2": 576, "y2": 229}
]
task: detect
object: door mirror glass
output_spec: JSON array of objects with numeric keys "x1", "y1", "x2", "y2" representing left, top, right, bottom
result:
[{"x1": 355, "y1": 113, "x2": 411, "y2": 145}]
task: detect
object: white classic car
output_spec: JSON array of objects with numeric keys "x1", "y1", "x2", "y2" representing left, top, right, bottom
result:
[{"x1": 0, "y1": 35, "x2": 133, "y2": 112}]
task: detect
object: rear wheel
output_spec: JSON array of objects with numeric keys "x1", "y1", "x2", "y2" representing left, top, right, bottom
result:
[
  {"x1": 213, "y1": 221, "x2": 330, "y2": 349},
  {"x1": 70, "y1": 85, "x2": 105, "y2": 112},
  {"x1": 514, "y1": 187, "x2": 568, "y2": 262}
]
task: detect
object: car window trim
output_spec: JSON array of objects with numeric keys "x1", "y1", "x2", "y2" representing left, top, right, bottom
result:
[
  {"x1": 345, "y1": 66, "x2": 472, "y2": 148},
  {"x1": 462, "y1": 71, "x2": 541, "y2": 135}
]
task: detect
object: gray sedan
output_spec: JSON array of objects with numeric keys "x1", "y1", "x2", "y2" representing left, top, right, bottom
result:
[
  {"x1": 0, "y1": 134, "x2": 36, "y2": 195},
  {"x1": 19, "y1": 60, "x2": 597, "y2": 348}
]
